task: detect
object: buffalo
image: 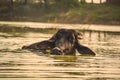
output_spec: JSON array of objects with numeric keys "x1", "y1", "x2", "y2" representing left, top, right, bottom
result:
[{"x1": 22, "y1": 29, "x2": 96, "y2": 56}]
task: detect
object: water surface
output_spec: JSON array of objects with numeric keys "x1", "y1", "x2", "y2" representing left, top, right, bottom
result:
[{"x1": 0, "y1": 26, "x2": 120, "y2": 80}]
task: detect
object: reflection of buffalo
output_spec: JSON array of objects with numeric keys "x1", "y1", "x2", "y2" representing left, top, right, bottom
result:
[{"x1": 22, "y1": 29, "x2": 96, "y2": 56}]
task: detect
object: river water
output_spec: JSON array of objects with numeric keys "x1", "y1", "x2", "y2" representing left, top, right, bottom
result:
[{"x1": 0, "y1": 23, "x2": 120, "y2": 80}]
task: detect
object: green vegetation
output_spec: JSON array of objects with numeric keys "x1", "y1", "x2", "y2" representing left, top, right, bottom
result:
[
  {"x1": 0, "y1": 1, "x2": 120, "y2": 25},
  {"x1": 64, "y1": 4, "x2": 120, "y2": 24},
  {"x1": 0, "y1": 24, "x2": 57, "y2": 34},
  {"x1": 40, "y1": 4, "x2": 120, "y2": 25}
]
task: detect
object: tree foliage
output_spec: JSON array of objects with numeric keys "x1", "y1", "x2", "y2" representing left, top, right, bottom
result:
[
  {"x1": 54, "y1": 0, "x2": 80, "y2": 8},
  {"x1": 0, "y1": 0, "x2": 80, "y2": 9},
  {"x1": 106, "y1": 0, "x2": 120, "y2": 5},
  {"x1": 81, "y1": 0, "x2": 86, "y2": 4}
]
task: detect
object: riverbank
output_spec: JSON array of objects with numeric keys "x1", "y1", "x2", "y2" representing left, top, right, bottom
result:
[
  {"x1": 0, "y1": 4, "x2": 120, "y2": 25},
  {"x1": 0, "y1": 21, "x2": 120, "y2": 32}
]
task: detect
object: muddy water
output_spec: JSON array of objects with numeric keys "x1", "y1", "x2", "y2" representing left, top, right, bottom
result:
[{"x1": 0, "y1": 28, "x2": 120, "y2": 80}]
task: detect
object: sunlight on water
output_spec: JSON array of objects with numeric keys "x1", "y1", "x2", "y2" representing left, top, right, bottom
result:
[{"x1": 0, "y1": 29, "x2": 120, "y2": 80}]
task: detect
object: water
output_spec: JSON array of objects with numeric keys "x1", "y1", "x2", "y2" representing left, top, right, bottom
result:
[{"x1": 0, "y1": 25, "x2": 120, "y2": 80}]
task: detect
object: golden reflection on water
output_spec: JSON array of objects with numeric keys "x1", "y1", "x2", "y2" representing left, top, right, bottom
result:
[{"x1": 0, "y1": 31, "x2": 120, "y2": 80}]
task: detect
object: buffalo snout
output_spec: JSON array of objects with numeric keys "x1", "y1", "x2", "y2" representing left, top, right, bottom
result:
[{"x1": 51, "y1": 47, "x2": 62, "y2": 55}]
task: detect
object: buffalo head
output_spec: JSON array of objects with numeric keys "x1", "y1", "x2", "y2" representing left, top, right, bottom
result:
[{"x1": 50, "y1": 29, "x2": 81, "y2": 55}]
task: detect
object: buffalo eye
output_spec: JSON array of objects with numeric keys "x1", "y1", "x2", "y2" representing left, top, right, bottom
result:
[
  {"x1": 56, "y1": 33, "x2": 62, "y2": 39},
  {"x1": 68, "y1": 35, "x2": 75, "y2": 43}
]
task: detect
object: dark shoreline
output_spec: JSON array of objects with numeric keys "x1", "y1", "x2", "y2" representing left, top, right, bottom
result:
[
  {"x1": 0, "y1": 17, "x2": 120, "y2": 26},
  {"x1": 0, "y1": 21, "x2": 120, "y2": 33}
]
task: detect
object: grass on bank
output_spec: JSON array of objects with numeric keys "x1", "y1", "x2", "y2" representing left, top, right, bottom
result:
[
  {"x1": 0, "y1": 4, "x2": 120, "y2": 25},
  {"x1": 0, "y1": 24, "x2": 57, "y2": 34},
  {"x1": 44, "y1": 4, "x2": 120, "y2": 24}
]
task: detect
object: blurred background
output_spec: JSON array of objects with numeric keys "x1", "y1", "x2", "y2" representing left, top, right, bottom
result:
[{"x1": 0, "y1": 0, "x2": 120, "y2": 25}]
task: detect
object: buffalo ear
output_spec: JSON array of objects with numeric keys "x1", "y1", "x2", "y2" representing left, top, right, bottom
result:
[{"x1": 75, "y1": 42, "x2": 96, "y2": 56}]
